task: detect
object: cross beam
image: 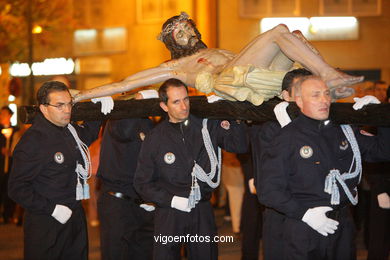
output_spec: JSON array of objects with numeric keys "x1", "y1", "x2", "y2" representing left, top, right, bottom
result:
[{"x1": 19, "y1": 96, "x2": 390, "y2": 126}]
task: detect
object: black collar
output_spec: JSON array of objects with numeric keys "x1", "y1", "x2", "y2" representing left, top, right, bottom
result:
[
  {"x1": 168, "y1": 118, "x2": 190, "y2": 132},
  {"x1": 34, "y1": 113, "x2": 68, "y2": 132},
  {"x1": 297, "y1": 113, "x2": 332, "y2": 131}
]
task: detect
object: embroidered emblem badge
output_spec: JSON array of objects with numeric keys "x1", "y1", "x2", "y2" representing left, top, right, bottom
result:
[
  {"x1": 54, "y1": 152, "x2": 64, "y2": 164},
  {"x1": 339, "y1": 140, "x2": 349, "y2": 150},
  {"x1": 299, "y1": 146, "x2": 313, "y2": 159},
  {"x1": 139, "y1": 132, "x2": 145, "y2": 141},
  {"x1": 164, "y1": 152, "x2": 175, "y2": 164},
  {"x1": 220, "y1": 120, "x2": 230, "y2": 130}
]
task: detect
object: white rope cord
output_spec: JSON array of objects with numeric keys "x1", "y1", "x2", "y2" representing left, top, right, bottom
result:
[
  {"x1": 188, "y1": 119, "x2": 222, "y2": 208},
  {"x1": 324, "y1": 125, "x2": 362, "y2": 205},
  {"x1": 67, "y1": 124, "x2": 92, "y2": 200}
]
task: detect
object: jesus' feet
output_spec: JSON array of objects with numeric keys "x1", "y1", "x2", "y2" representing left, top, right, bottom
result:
[{"x1": 324, "y1": 70, "x2": 364, "y2": 90}]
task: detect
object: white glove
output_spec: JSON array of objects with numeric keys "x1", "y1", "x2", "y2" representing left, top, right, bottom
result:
[
  {"x1": 207, "y1": 95, "x2": 224, "y2": 103},
  {"x1": 302, "y1": 206, "x2": 339, "y2": 236},
  {"x1": 51, "y1": 204, "x2": 72, "y2": 224},
  {"x1": 248, "y1": 178, "x2": 257, "y2": 194},
  {"x1": 171, "y1": 196, "x2": 191, "y2": 212},
  {"x1": 274, "y1": 101, "x2": 291, "y2": 128},
  {"x1": 377, "y1": 193, "x2": 390, "y2": 209},
  {"x1": 352, "y1": 95, "x2": 380, "y2": 110},
  {"x1": 140, "y1": 203, "x2": 156, "y2": 212},
  {"x1": 91, "y1": 96, "x2": 114, "y2": 115}
]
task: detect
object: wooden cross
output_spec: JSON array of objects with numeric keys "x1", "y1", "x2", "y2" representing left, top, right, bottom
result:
[{"x1": 19, "y1": 96, "x2": 390, "y2": 126}]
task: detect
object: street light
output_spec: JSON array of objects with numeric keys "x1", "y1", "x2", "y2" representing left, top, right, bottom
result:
[{"x1": 32, "y1": 25, "x2": 43, "y2": 34}]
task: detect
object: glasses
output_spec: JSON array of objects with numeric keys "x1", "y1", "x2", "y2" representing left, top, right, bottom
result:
[{"x1": 45, "y1": 102, "x2": 74, "y2": 111}]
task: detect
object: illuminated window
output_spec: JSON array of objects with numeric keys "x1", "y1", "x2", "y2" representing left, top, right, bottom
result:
[
  {"x1": 31, "y1": 58, "x2": 75, "y2": 76},
  {"x1": 260, "y1": 17, "x2": 359, "y2": 41},
  {"x1": 10, "y1": 58, "x2": 75, "y2": 77},
  {"x1": 73, "y1": 27, "x2": 127, "y2": 56},
  {"x1": 10, "y1": 63, "x2": 31, "y2": 77}
]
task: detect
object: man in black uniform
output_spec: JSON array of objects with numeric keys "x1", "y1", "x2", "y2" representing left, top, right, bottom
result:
[
  {"x1": 8, "y1": 81, "x2": 101, "y2": 259},
  {"x1": 258, "y1": 75, "x2": 390, "y2": 260},
  {"x1": 250, "y1": 68, "x2": 311, "y2": 260},
  {"x1": 238, "y1": 151, "x2": 263, "y2": 260},
  {"x1": 97, "y1": 90, "x2": 157, "y2": 260},
  {"x1": 366, "y1": 85, "x2": 390, "y2": 260},
  {"x1": 134, "y1": 78, "x2": 248, "y2": 260}
]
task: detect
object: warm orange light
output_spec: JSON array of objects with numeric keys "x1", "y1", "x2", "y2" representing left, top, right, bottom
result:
[
  {"x1": 1, "y1": 128, "x2": 13, "y2": 139},
  {"x1": 32, "y1": 25, "x2": 43, "y2": 34}
]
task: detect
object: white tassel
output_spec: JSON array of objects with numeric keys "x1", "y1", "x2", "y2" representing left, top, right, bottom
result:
[
  {"x1": 83, "y1": 180, "x2": 90, "y2": 199},
  {"x1": 68, "y1": 124, "x2": 92, "y2": 201},
  {"x1": 324, "y1": 173, "x2": 333, "y2": 195},
  {"x1": 187, "y1": 119, "x2": 222, "y2": 209},
  {"x1": 188, "y1": 173, "x2": 198, "y2": 208},
  {"x1": 323, "y1": 125, "x2": 362, "y2": 206},
  {"x1": 330, "y1": 182, "x2": 340, "y2": 205},
  {"x1": 194, "y1": 181, "x2": 201, "y2": 201},
  {"x1": 188, "y1": 191, "x2": 195, "y2": 209},
  {"x1": 76, "y1": 178, "x2": 83, "y2": 200},
  {"x1": 325, "y1": 169, "x2": 341, "y2": 205}
]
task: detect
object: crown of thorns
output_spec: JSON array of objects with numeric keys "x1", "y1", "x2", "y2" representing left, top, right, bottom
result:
[{"x1": 157, "y1": 12, "x2": 190, "y2": 41}]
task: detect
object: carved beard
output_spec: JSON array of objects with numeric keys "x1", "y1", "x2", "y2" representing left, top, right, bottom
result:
[{"x1": 164, "y1": 35, "x2": 208, "y2": 60}]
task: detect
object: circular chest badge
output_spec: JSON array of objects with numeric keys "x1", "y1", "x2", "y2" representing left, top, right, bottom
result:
[
  {"x1": 54, "y1": 152, "x2": 64, "y2": 164},
  {"x1": 220, "y1": 120, "x2": 230, "y2": 130},
  {"x1": 299, "y1": 146, "x2": 313, "y2": 159},
  {"x1": 164, "y1": 152, "x2": 176, "y2": 164}
]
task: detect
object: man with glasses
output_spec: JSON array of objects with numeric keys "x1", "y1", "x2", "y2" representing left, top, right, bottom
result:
[{"x1": 8, "y1": 81, "x2": 102, "y2": 259}]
